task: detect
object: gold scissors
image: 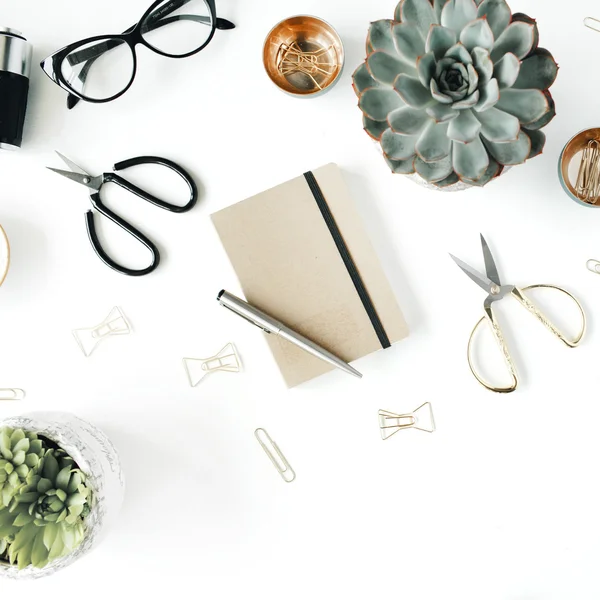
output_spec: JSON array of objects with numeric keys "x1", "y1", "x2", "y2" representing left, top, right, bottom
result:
[{"x1": 450, "y1": 235, "x2": 586, "y2": 393}]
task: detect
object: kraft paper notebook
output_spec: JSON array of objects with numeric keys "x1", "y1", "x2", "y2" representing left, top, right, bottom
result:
[{"x1": 211, "y1": 163, "x2": 409, "y2": 387}]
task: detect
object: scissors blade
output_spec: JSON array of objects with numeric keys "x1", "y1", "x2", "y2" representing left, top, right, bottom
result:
[
  {"x1": 449, "y1": 254, "x2": 495, "y2": 294},
  {"x1": 47, "y1": 167, "x2": 101, "y2": 191},
  {"x1": 480, "y1": 234, "x2": 501, "y2": 285},
  {"x1": 55, "y1": 151, "x2": 90, "y2": 176}
]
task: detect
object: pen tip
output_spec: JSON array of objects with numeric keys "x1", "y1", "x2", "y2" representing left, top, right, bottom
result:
[{"x1": 217, "y1": 289, "x2": 225, "y2": 301}]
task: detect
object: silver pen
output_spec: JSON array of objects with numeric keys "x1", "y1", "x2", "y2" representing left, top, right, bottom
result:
[{"x1": 217, "y1": 290, "x2": 362, "y2": 379}]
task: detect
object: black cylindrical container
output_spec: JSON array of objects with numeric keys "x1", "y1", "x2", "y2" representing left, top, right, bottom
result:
[{"x1": 0, "y1": 28, "x2": 32, "y2": 150}]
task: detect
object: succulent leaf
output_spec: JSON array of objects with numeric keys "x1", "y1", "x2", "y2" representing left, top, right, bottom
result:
[
  {"x1": 445, "y1": 42, "x2": 473, "y2": 64},
  {"x1": 393, "y1": 23, "x2": 426, "y2": 63},
  {"x1": 431, "y1": 78, "x2": 453, "y2": 103},
  {"x1": 460, "y1": 18, "x2": 494, "y2": 51},
  {"x1": 369, "y1": 51, "x2": 414, "y2": 85},
  {"x1": 381, "y1": 129, "x2": 418, "y2": 160},
  {"x1": 433, "y1": 0, "x2": 447, "y2": 21},
  {"x1": 493, "y1": 52, "x2": 520, "y2": 88},
  {"x1": 524, "y1": 91, "x2": 555, "y2": 130},
  {"x1": 389, "y1": 106, "x2": 432, "y2": 135},
  {"x1": 359, "y1": 88, "x2": 404, "y2": 120},
  {"x1": 415, "y1": 155, "x2": 454, "y2": 182},
  {"x1": 511, "y1": 13, "x2": 539, "y2": 53},
  {"x1": 496, "y1": 88, "x2": 549, "y2": 125},
  {"x1": 394, "y1": 74, "x2": 433, "y2": 108},
  {"x1": 477, "y1": 0, "x2": 511, "y2": 39},
  {"x1": 474, "y1": 106, "x2": 519, "y2": 142},
  {"x1": 453, "y1": 136, "x2": 489, "y2": 179},
  {"x1": 448, "y1": 109, "x2": 482, "y2": 143},
  {"x1": 434, "y1": 172, "x2": 461, "y2": 187},
  {"x1": 363, "y1": 116, "x2": 389, "y2": 140},
  {"x1": 426, "y1": 103, "x2": 460, "y2": 122},
  {"x1": 385, "y1": 155, "x2": 417, "y2": 174},
  {"x1": 397, "y1": 0, "x2": 437, "y2": 35},
  {"x1": 353, "y1": 64, "x2": 381, "y2": 96},
  {"x1": 471, "y1": 47, "x2": 493, "y2": 82},
  {"x1": 461, "y1": 157, "x2": 502, "y2": 185},
  {"x1": 474, "y1": 78, "x2": 499, "y2": 111},
  {"x1": 453, "y1": 90, "x2": 480, "y2": 109},
  {"x1": 483, "y1": 129, "x2": 531, "y2": 164},
  {"x1": 416, "y1": 120, "x2": 451, "y2": 161},
  {"x1": 417, "y1": 52, "x2": 437, "y2": 86},
  {"x1": 466, "y1": 64, "x2": 479, "y2": 94},
  {"x1": 367, "y1": 20, "x2": 397, "y2": 54},
  {"x1": 523, "y1": 128, "x2": 546, "y2": 158},
  {"x1": 491, "y1": 21, "x2": 535, "y2": 61},
  {"x1": 426, "y1": 25, "x2": 458, "y2": 59},
  {"x1": 441, "y1": 0, "x2": 479, "y2": 33},
  {"x1": 513, "y1": 48, "x2": 558, "y2": 90}
]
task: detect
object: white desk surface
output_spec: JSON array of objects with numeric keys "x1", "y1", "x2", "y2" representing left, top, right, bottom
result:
[{"x1": 2, "y1": 0, "x2": 600, "y2": 597}]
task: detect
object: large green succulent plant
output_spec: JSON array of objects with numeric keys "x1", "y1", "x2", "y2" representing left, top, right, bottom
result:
[
  {"x1": 0, "y1": 431, "x2": 93, "y2": 571},
  {"x1": 352, "y1": 0, "x2": 558, "y2": 188}
]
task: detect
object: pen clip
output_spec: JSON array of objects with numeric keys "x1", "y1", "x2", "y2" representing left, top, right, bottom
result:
[{"x1": 220, "y1": 302, "x2": 273, "y2": 333}]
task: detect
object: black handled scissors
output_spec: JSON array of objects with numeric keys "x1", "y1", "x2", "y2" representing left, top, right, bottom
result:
[{"x1": 48, "y1": 151, "x2": 198, "y2": 276}]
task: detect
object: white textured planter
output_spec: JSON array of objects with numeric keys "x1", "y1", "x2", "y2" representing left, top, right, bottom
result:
[{"x1": 0, "y1": 412, "x2": 124, "y2": 579}]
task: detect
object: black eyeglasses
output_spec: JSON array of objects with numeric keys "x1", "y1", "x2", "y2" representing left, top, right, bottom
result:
[{"x1": 40, "y1": 0, "x2": 234, "y2": 109}]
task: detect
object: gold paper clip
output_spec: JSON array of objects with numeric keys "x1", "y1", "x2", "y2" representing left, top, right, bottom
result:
[
  {"x1": 72, "y1": 306, "x2": 131, "y2": 357},
  {"x1": 575, "y1": 139, "x2": 600, "y2": 203},
  {"x1": 584, "y1": 17, "x2": 600, "y2": 32},
  {"x1": 378, "y1": 402, "x2": 436, "y2": 440},
  {"x1": 587, "y1": 259, "x2": 600, "y2": 274},
  {"x1": 182, "y1": 343, "x2": 241, "y2": 387},
  {"x1": 0, "y1": 388, "x2": 25, "y2": 401},
  {"x1": 255, "y1": 428, "x2": 296, "y2": 483}
]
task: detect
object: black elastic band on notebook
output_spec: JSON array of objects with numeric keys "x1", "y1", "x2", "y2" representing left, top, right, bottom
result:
[{"x1": 303, "y1": 171, "x2": 391, "y2": 349}]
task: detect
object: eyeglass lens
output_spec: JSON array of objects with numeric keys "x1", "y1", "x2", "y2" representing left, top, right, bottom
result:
[
  {"x1": 141, "y1": 0, "x2": 214, "y2": 56},
  {"x1": 60, "y1": 38, "x2": 135, "y2": 101}
]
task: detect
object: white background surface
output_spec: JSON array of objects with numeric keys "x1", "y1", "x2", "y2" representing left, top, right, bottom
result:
[{"x1": 2, "y1": 0, "x2": 600, "y2": 597}]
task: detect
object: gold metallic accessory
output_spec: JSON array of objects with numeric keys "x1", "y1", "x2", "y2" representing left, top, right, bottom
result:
[
  {"x1": 584, "y1": 17, "x2": 600, "y2": 33},
  {"x1": 255, "y1": 428, "x2": 296, "y2": 483},
  {"x1": 378, "y1": 402, "x2": 436, "y2": 440},
  {"x1": 182, "y1": 342, "x2": 241, "y2": 387},
  {"x1": 558, "y1": 128, "x2": 600, "y2": 207},
  {"x1": 575, "y1": 139, "x2": 600, "y2": 203},
  {"x1": 0, "y1": 389, "x2": 25, "y2": 401},
  {"x1": 0, "y1": 224, "x2": 9, "y2": 288},
  {"x1": 451, "y1": 235, "x2": 586, "y2": 394},
  {"x1": 587, "y1": 259, "x2": 600, "y2": 274},
  {"x1": 263, "y1": 16, "x2": 344, "y2": 96},
  {"x1": 277, "y1": 41, "x2": 335, "y2": 91},
  {"x1": 73, "y1": 306, "x2": 131, "y2": 357}
]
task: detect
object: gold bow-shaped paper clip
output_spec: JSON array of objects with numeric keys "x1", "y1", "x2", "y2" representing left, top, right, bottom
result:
[{"x1": 378, "y1": 402, "x2": 436, "y2": 440}]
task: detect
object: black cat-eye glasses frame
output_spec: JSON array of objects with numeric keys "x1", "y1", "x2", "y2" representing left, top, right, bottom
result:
[{"x1": 40, "y1": 0, "x2": 235, "y2": 109}]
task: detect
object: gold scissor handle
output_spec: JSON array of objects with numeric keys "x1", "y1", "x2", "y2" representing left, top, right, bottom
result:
[
  {"x1": 511, "y1": 285, "x2": 586, "y2": 348},
  {"x1": 468, "y1": 306, "x2": 518, "y2": 394},
  {"x1": 467, "y1": 285, "x2": 586, "y2": 393}
]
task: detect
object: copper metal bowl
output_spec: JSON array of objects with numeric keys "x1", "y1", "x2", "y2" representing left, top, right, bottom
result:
[
  {"x1": 263, "y1": 16, "x2": 344, "y2": 97},
  {"x1": 559, "y1": 127, "x2": 600, "y2": 206}
]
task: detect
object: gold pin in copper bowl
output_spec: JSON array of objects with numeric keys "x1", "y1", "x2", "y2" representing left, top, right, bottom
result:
[
  {"x1": 559, "y1": 128, "x2": 600, "y2": 206},
  {"x1": 263, "y1": 16, "x2": 344, "y2": 97}
]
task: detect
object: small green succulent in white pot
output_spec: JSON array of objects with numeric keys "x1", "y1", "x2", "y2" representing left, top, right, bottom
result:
[
  {"x1": 352, "y1": 0, "x2": 558, "y2": 190},
  {"x1": 0, "y1": 412, "x2": 124, "y2": 579}
]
